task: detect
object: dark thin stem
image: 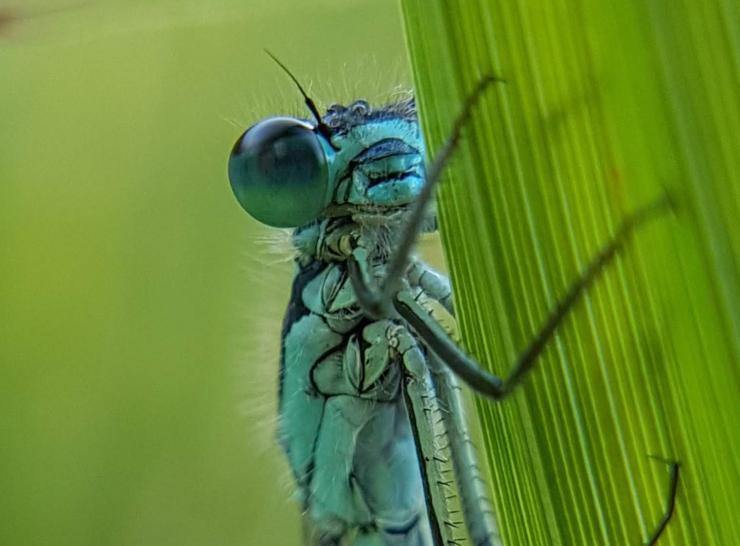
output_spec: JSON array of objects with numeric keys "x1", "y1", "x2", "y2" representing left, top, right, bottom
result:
[{"x1": 644, "y1": 457, "x2": 680, "y2": 546}]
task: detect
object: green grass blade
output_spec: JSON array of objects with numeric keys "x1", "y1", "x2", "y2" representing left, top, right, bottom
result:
[{"x1": 400, "y1": 1, "x2": 739, "y2": 545}]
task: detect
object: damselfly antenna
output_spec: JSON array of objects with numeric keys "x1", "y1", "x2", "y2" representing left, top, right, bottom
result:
[{"x1": 264, "y1": 50, "x2": 337, "y2": 147}]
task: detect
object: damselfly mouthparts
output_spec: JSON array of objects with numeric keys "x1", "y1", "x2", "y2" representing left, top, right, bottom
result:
[{"x1": 227, "y1": 64, "x2": 679, "y2": 546}]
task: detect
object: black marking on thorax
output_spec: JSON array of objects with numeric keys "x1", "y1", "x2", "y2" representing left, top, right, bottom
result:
[
  {"x1": 350, "y1": 138, "x2": 420, "y2": 164},
  {"x1": 278, "y1": 258, "x2": 324, "y2": 407}
]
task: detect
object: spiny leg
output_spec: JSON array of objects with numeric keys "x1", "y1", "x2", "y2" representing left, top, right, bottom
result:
[
  {"x1": 426, "y1": 352, "x2": 502, "y2": 546},
  {"x1": 393, "y1": 196, "x2": 672, "y2": 400},
  {"x1": 396, "y1": 328, "x2": 459, "y2": 546},
  {"x1": 348, "y1": 75, "x2": 503, "y2": 318},
  {"x1": 400, "y1": 202, "x2": 679, "y2": 545},
  {"x1": 347, "y1": 74, "x2": 680, "y2": 546}
]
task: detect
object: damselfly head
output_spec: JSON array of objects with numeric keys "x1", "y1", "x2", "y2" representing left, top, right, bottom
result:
[
  {"x1": 229, "y1": 53, "x2": 424, "y2": 228},
  {"x1": 228, "y1": 97, "x2": 424, "y2": 229}
]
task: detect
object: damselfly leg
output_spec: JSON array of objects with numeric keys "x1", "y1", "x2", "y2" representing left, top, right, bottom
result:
[
  {"x1": 645, "y1": 458, "x2": 680, "y2": 546},
  {"x1": 347, "y1": 74, "x2": 502, "y2": 319},
  {"x1": 393, "y1": 196, "x2": 673, "y2": 400},
  {"x1": 347, "y1": 77, "x2": 681, "y2": 545}
]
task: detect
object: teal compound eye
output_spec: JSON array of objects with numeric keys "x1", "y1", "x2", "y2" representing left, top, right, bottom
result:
[{"x1": 228, "y1": 117, "x2": 333, "y2": 228}]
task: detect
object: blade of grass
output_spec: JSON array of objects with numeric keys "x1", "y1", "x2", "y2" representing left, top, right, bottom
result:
[{"x1": 400, "y1": 1, "x2": 739, "y2": 545}]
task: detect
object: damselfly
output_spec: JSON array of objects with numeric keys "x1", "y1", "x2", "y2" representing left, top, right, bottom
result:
[{"x1": 227, "y1": 59, "x2": 679, "y2": 546}]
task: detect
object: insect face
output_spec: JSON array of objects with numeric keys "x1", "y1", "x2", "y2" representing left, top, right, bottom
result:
[
  {"x1": 229, "y1": 99, "x2": 425, "y2": 229},
  {"x1": 328, "y1": 115, "x2": 425, "y2": 210}
]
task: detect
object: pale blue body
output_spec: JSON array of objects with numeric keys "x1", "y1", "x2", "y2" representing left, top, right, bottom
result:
[
  {"x1": 277, "y1": 100, "x2": 435, "y2": 545},
  {"x1": 279, "y1": 255, "x2": 431, "y2": 545}
]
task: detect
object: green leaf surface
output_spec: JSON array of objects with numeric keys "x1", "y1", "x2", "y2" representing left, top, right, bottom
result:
[{"x1": 400, "y1": 1, "x2": 739, "y2": 545}]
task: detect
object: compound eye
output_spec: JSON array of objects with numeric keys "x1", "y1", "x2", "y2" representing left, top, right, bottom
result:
[{"x1": 228, "y1": 117, "x2": 331, "y2": 227}]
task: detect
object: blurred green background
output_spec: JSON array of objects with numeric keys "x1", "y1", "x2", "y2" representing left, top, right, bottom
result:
[{"x1": 0, "y1": 1, "x2": 411, "y2": 545}]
